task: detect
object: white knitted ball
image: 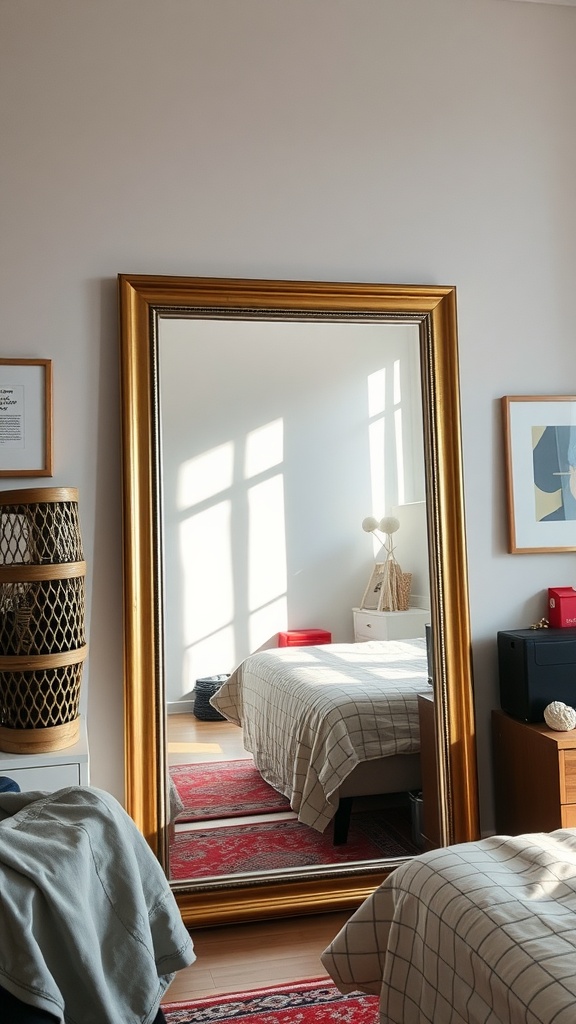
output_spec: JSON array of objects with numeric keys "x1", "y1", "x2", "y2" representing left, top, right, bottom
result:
[
  {"x1": 379, "y1": 516, "x2": 400, "y2": 535},
  {"x1": 543, "y1": 701, "x2": 576, "y2": 731},
  {"x1": 362, "y1": 516, "x2": 380, "y2": 533}
]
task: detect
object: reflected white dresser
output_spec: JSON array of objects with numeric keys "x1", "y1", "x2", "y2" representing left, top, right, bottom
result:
[
  {"x1": 0, "y1": 716, "x2": 89, "y2": 792},
  {"x1": 353, "y1": 606, "x2": 430, "y2": 642}
]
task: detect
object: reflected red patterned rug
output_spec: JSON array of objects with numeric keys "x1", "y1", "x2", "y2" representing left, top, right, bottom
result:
[
  {"x1": 162, "y1": 978, "x2": 379, "y2": 1023},
  {"x1": 170, "y1": 808, "x2": 418, "y2": 879},
  {"x1": 170, "y1": 759, "x2": 291, "y2": 822}
]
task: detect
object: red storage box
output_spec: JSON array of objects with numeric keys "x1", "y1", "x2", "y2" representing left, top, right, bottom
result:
[
  {"x1": 278, "y1": 629, "x2": 332, "y2": 647},
  {"x1": 548, "y1": 587, "x2": 576, "y2": 628}
]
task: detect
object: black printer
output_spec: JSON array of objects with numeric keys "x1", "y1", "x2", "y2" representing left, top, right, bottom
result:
[{"x1": 498, "y1": 627, "x2": 576, "y2": 722}]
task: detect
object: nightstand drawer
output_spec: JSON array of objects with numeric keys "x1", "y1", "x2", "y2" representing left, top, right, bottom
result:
[
  {"x1": 352, "y1": 606, "x2": 429, "y2": 642},
  {"x1": 561, "y1": 804, "x2": 576, "y2": 829},
  {"x1": 4, "y1": 763, "x2": 81, "y2": 792},
  {"x1": 354, "y1": 610, "x2": 385, "y2": 639}
]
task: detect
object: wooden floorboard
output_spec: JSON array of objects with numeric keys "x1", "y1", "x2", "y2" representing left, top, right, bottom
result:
[{"x1": 163, "y1": 911, "x2": 351, "y2": 1000}]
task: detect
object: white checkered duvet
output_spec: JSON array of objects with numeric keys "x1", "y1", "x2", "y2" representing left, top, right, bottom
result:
[
  {"x1": 210, "y1": 638, "x2": 428, "y2": 832},
  {"x1": 321, "y1": 829, "x2": 576, "y2": 1023}
]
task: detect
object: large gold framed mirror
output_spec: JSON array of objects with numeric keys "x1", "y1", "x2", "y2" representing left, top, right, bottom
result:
[{"x1": 118, "y1": 275, "x2": 479, "y2": 928}]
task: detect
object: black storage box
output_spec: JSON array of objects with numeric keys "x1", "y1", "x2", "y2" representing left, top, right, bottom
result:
[{"x1": 498, "y1": 627, "x2": 576, "y2": 722}]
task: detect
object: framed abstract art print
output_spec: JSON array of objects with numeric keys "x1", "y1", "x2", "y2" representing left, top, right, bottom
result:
[{"x1": 502, "y1": 395, "x2": 576, "y2": 553}]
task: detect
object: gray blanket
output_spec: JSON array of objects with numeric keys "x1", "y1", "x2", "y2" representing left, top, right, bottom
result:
[{"x1": 0, "y1": 786, "x2": 195, "y2": 1023}]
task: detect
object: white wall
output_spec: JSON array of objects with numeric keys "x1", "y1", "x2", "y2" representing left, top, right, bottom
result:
[
  {"x1": 159, "y1": 319, "x2": 423, "y2": 701},
  {"x1": 1, "y1": 0, "x2": 576, "y2": 831}
]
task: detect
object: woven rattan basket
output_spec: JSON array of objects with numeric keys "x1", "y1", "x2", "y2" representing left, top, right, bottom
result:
[
  {"x1": 0, "y1": 487, "x2": 88, "y2": 753},
  {"x1": 193, "y1": 675, "x2": 229, "y2": 722}
]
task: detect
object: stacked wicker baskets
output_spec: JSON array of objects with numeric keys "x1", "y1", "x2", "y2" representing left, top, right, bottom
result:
[{"x1": 0, "y1": 487, "x2": 87, "y2": 753}]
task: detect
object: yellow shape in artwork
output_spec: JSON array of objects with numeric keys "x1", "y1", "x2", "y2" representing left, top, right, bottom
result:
[{"x1": 534, "y1": 485, "x2": 561, "y2": 523}]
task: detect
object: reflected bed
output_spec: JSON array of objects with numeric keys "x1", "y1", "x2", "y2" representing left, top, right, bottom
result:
[{"x1": 210, "y1": 638, "x2": 429, "y2": 835}]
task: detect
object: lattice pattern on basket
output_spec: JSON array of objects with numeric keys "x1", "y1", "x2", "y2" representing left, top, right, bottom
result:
[
  {"x1": 193, "y1": 677, "x2": 228, "y2": 721},
  {"x1": 0, "y1": 664, "x2": 83, "y2": 729},
  {"x1": 0, "y1": 577, "x2": 86, "y2": 655},
  {"x1": 0, "y1": 501, "x2": 83, "y2": 565}
]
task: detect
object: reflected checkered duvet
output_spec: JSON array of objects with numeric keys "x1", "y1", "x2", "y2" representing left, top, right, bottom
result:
[{"x1": 210, "y1": 638, "x2": 428, "y2": 832}]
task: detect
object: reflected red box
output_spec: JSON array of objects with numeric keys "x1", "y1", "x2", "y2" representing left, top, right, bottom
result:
[{"x1": 278, "y1": 629, "x2": 332, "y2": 647}]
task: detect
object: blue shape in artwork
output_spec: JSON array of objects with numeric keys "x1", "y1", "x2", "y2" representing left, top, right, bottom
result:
[{"x1": 533, "y1": 425, "x2": 576, "y2": 522}]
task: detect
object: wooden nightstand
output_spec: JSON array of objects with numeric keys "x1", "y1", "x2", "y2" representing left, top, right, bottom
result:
[
  {"x1": 492, "y1": 709, "x2": 576, "y2": 835},
  {"x1": 352, "y1": 606, "x2": 430, "y2": 642}
]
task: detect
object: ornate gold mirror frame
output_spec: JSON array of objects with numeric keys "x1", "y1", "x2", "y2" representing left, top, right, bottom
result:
[{"x1": 118, "y1": 275, "x2": 479, "y2": 928}]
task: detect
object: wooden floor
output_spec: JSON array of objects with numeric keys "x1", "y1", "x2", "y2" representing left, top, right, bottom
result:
[{"x1": 163, "y1": 910, "x2": 352, "y2": 1001}]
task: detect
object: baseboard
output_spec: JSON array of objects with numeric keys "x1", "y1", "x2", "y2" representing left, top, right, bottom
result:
[{"x1": 167, "y1": 699, "x2": 195, "y2": 715}]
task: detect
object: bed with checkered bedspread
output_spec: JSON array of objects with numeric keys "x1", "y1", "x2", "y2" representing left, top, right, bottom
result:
[{"x1": 321, "y1": 829, "x2": 576, "y2": 1023}]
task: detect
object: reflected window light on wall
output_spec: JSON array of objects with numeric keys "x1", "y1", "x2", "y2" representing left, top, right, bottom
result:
[
  {"x1": 368, "y1": 367, "x2": 387, "y2": 523},
  {"x1": 393, "y1": 358, "x2": 401, "y2": 405},
  {"x1": 181, "y1": 625, "x2": 236, "y2": 694},
  {"x1": 249, "y1": 596, "x2": 288, "y2": 653},
  {"x1": 246, "y1": 418, "x2": 288, "y2": 645},
  {"x1": 175, "y1": 418, "x2": 288, "y2": 683},
  {"x1": 175, "y1": 444, "x2": 237, "y2": 685},
  {"x1": 248, "y1": 474, "x2": 287, "y2": 611},
  {"x1": 394, "y1": 360, "x2": 405, "y2": 504},
  {"x1": 245, "y1": 419, "x2": 283, "y2": 478},
  {"x1": 180, "y1": 501, "x2": 234, "y2": 644},
  {"x1": 367, "y1": 368, "x2": 386, "y2": 417},
  {"x1": 395, "y1": 407, "x2": 405, "y2": 504},
  {"x1": 177, "y1": 443, "x2": 234, "y2": 509}
]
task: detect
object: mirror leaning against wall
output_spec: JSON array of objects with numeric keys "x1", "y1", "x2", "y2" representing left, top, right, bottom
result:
[{"x1": 118, "y1": 275, "x2": 479, "y2": 928}]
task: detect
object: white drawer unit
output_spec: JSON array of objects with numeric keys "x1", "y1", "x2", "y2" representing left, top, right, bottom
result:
[
  {"x1": 353, "y1": 606, "x2": 430, "y2": 641},
  {"x1": 0, "y1": 717, "x2": 90, "y2": 793}
]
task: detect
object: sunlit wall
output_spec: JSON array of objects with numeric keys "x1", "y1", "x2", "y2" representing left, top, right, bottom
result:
[{"x1": 159, "y1": 317, "x2": 427, "y2": 701}]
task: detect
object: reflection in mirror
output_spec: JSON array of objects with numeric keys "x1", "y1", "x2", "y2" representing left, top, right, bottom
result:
[
  {"x1": 118, "y1": 276, "x2": 479, "y2": 928},
  {"x1": 159, "y1": 319, "x2": 429, "y2": 884}
]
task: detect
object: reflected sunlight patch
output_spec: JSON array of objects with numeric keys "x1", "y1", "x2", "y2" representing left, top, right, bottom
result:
[
  {"x1": 245, "y1": 419, "x2": 283, "y2": 477},
  {"x1": 167, "y1": 742, "x2": 224, "y2": 754},
  {"x1": 178, "y1": 443, "x2": 233, "y2": 508}
]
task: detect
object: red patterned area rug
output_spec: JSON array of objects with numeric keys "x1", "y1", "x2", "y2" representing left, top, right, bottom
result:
[
  {"x1": 170, "y1": 759, "x2": 291, "y2": 822},
  {"x1": 162, "y1": 978, "x2": 379, "y2": 1023},
  {"x1": 170, "y1": 808, "x2": 418, "y2": 879}
]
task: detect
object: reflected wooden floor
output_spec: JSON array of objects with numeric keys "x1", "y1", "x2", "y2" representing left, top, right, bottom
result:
[
  {"x1": 167, "y1": 712, "x2": 246, "y2": 766},
  {"x1": 163, "y1": 910, "x2": 351, "y2": 1001}
]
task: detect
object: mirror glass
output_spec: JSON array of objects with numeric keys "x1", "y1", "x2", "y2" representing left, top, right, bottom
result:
[
  {"x1": 118, "y1": 276, "x2": 479, "y2": 928},
  {"x1": 160, "y1": 318, "x2": 427, "y2": 884}
]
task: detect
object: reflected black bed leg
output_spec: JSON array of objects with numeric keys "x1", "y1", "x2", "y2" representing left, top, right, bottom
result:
[{"x1": 333, "y1": 797, "x2": 353, "y2": 845}]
